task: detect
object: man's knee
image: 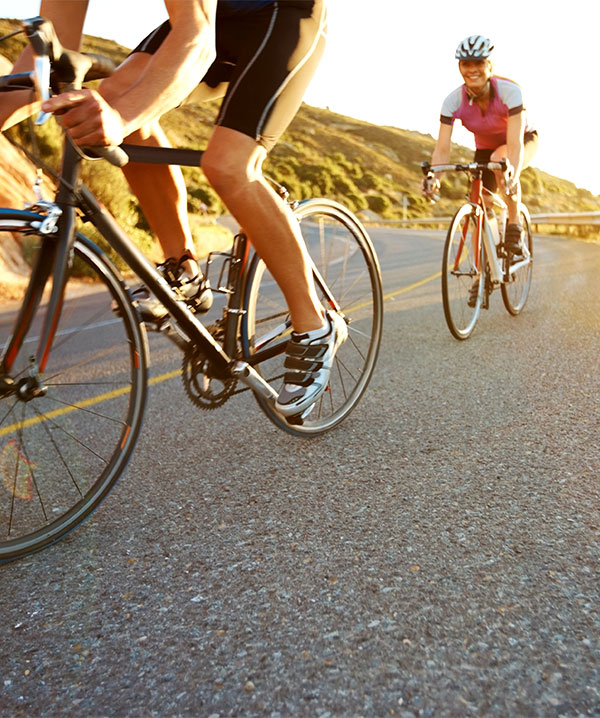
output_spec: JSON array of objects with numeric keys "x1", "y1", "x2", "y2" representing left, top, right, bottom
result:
[
  {"x1": 201, "y1": 147, "x2": 252, "y2": 194},
  {"x1": 202, "y1": 129, "x2": 266, "y2": 193}
]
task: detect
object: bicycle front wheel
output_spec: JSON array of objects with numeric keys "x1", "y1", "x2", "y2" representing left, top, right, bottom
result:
[
  {"x1": 501, "y1": 208, "x2": 533, "y2": 315},
  {"x1": 0, "y1": 222, "x2": 147, "y2": 562},
  {"x1": 242, "y1": 198, "x2": 383, "y2": 436},
  {"x1": 442, "y1": 204, "x2": 484, "y2": 340}
]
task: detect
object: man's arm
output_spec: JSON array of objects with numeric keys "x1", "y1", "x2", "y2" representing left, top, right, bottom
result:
[
  {"x1": 42, "y1": 0, "x2": 218, "y2": 146},
  {"x1": 115, "y1": 0, "x2": 218, "y2": 135}
]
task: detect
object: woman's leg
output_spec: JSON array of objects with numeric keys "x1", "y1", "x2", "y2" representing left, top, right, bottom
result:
[{"x1": 491, "y1": 134, "x2": 538, "y2": 224}]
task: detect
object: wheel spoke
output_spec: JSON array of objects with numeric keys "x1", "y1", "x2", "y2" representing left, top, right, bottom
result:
[
  {"x1": 242, "y1": 199, "x2": 383, "y2": 435},
  {"x1": 0, "y1": 229, "x2": 147, "y2": 562},
  {"x1": 502, "y1": 210, "x2": 533, "y2": 316},
  {"x1": 442, "y1": 205, "x2": 482, "y2": 340}
]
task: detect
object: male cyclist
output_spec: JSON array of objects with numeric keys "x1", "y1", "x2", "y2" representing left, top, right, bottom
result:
[
  {"x1": 3, "y1": 0, "x2": 346, "y2": 419},
  {"x1": 1, "y1": 0, "x2": 211, "y2": 316},
  {"x1": 424, "y1": 35, "x2": 538, "y2": 256}
]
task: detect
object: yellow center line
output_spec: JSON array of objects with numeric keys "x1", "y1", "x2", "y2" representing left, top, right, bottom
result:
[
  {"x1": 384, "y1": 270, "x2": 441, "y2": 301},
  {"x1": 1, "y1": 269, "x2": 440, "y2": 437},
  {"x1": 0, "y1": 368, "x2": 182, "y2": 438}
]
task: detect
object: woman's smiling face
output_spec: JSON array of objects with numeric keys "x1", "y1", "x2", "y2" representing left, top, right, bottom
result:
[{"x1": 459, "y1": 59, "x2": 492, "y2": 94}]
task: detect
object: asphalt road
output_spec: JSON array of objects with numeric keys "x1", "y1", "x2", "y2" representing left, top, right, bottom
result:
[{"x1": 1, "y1": 229, "x2": 599, "y2": 717}]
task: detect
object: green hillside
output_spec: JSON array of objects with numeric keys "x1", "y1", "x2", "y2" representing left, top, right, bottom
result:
[{"x1": 2, "y1": 17, "x2": 598, "y2": 261}]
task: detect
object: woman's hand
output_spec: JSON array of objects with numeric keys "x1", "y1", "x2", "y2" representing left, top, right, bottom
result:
[
  {"x1": 504, "y1": 171, "x2": 520, "y2": 196},
  {"x1": 421, "y1": 175, "x2": 441, "y2": 201}
]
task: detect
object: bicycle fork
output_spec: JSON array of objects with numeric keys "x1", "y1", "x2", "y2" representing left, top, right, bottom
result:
[{"x1": 0, "y1": 205, "x2": 73, "y2": 400}]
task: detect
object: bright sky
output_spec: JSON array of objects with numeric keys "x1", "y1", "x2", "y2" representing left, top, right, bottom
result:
[{"x1": 1, "y1": 0, "x2": 598, "y2": 194}]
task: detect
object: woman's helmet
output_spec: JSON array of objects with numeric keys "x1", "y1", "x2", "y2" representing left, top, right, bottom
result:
[{"x1": 455, "y1": 35, "x2": 493, "y2": 60}]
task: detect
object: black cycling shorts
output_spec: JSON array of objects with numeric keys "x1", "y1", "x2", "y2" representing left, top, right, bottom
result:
[
  {"x1": 131, "y1": 0, "x2": 327, "y2": 152},
  {"x1": 473, "y1": 130, "x2": 539, "y2": 192}
]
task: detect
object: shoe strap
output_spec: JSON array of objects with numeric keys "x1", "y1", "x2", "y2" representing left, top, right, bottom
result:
[
  {"x1": 157, "y1": 257, "x2": 181, "y2": 284},
  {"x1": 282, "y1": 340, "x2": 329, "y2": 386}
]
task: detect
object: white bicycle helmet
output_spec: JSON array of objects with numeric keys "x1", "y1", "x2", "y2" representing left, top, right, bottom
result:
[{"x1": 455, "y1": 35, "x2": 493, "y2": 60}]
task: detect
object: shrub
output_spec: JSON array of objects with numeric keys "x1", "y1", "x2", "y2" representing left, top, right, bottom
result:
[{"x1": 367, "y1": 194, "x2": 392, "y2": 215}]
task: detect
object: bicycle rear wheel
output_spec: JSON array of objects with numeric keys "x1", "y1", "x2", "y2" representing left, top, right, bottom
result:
[
  {"x1": 242, "y1": 198, "x2": 383, "y2": 436},
  {"x1": 501, "y1": 208, "x2": 533, "y2": 315},
  {"x1": 0, "y1": 220, "x2": 147, "y2": 562},
  {"x1": 442, "y1": 204, "x2": 484, "y2": 340}
]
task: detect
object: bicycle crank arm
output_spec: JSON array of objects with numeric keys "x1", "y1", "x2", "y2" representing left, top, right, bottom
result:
[
  {"x1": 0, "y1": 375, "x2": 16, "y2": 398},
  {"x1": 230, "y1": 361, "x2": 278, "y2": 404},
  {"x1": 507, "y1": 257, "x2": 531, "y2": 275}
]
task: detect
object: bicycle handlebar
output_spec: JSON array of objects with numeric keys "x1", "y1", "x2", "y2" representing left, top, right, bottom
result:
[
  {"x1": 421, "y1": 159, "x2": 511, "y2": 175},
  {"x1": 2, "y1": 17, "x2": 129, "y2": 167},
  {"x1": 421, "y1": 159, "x2": 518, "y2": 199},
  {"x1": 0, "y1": 72, "x2": 36, "y2": 91}
]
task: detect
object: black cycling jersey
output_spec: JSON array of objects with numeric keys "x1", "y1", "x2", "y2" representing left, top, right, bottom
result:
[
  {"x1": 131, "y1": 0, "x2": 327, "y2": 151},
  {"x1": 219, "y1": 0, "x2": 275, "y2": 14}
]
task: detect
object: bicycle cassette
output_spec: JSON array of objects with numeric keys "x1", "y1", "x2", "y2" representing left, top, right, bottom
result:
[{"x1": 181, "y1": 346, "x2": 236, "y2": 410}]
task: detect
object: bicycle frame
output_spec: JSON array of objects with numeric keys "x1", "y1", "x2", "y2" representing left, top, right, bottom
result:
[
  {"x1": 1, "y1": 139, "x2": 279, "y2": 404},
  {"x1": 478, "y1": 182, "x2": 532, "y2": 286},
  {"x1": 469, "y1": 174, "x2": 504, "y2": 284},
  {"x1": 428, "y1": 161, "x2": 532, "y2": 287}
]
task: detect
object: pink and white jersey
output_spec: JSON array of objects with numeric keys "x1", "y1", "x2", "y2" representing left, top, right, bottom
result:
[{"x1": 440, "y1": 76, "x2": 533, "y2": 150}]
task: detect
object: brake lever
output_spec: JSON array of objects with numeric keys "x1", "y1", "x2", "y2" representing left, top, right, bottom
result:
[
  {"x1": 32, "y1": 55, "x2": 52, "y2": 125},
  {"x1": 23, "y1": 17, "x2": 54, "y2": 125}
]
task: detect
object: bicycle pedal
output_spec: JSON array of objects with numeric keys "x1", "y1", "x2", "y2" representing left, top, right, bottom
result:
[
  {"x1": 285, "y1": 403, "x2": 315, "y2": 425},
  {"x1": 146, "y1": 316, "x2": 168, "y2": 332}
]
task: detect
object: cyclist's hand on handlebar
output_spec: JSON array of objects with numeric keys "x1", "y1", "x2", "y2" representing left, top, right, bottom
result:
[
  {"x1": 42, "y1": 89, "x2": 126, "y2": 147},
  {"x1": 498, "y1": 159, "x2": 518, "y2": 196},
  {"x1": 505, "y1": 173, "x2": 519, "y2": 197},
  {"x1": 421, "y1": 175, "x2": 440, "y2": 202}
]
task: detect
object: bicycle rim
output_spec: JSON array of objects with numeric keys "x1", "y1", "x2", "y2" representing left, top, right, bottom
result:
[
  {"x1": 0, "y1": 227, "x2": 147, "y2": 562},
  {"x1": 242, "y1": 198, "x2": 383, "y2": 436},
  {"x1": 442, "y1": 204, "x2": 483, "y2": 340},
  {"x1": 501, "y1": 209, "x2": 533, "y2": 315}
]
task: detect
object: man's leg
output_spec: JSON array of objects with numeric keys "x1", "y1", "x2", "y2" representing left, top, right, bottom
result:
[
  {"x1": 98, "y1": 54, "x2": 197, "y2": 275},
  {"x1": 202, "y1": 125, "x2": 325, "y2": 334},
  {"x1": 120, "y1": 122, "x2": 197, "y2": 270}
]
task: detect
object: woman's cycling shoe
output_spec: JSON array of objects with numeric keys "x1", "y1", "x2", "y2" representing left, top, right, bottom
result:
[
  {"x1": 467, "y1": 279, "x2": 480, "y2": 308},
  {"x1": 504, "y1": 223, "x2": 524, "y2": 256}
]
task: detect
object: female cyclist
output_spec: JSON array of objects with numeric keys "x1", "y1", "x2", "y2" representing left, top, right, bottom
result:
[{"x1": 424, "y1": 34, "x2": 538, "y2": 254}]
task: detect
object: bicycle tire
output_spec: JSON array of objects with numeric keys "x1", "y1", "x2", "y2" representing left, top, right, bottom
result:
[
  {"x1": 241, "y1": 198, "x2": 383, "y2": 436},
  {"x1": 501, "y1": 207, "x2": 533, "y2": 315},
  {"x1": 0, "y1": 217, "x2": 148, "y2": 562},
  {"x1": 442, "y1": 203, "x2": 484, "y2": 340}
]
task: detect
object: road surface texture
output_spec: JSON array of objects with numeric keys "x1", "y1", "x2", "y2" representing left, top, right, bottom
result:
[{"x1": 1, "y1": 229, "x2": 598, "y2": 716}]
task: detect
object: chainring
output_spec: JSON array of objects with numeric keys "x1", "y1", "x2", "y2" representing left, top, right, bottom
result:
[{"x1": 181, "y1": 346, "x2": 236, "y2": 410}]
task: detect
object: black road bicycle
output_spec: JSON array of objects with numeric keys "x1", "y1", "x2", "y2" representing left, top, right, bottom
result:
[{"x1": 0, "y1": 18, "x2": 383, "y2": 561}]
